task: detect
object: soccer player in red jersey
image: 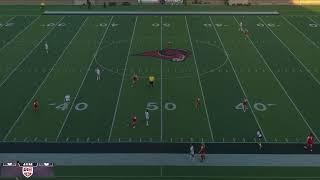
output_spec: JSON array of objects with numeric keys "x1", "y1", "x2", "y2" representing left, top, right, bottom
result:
[
  {"x1": 304, "y1": 133, "x2": 315, "y2": 152},
  {"x1": 242, "y1": 98, "x2": 248, "y2": 112},
  {"x1": 199, "y1": 143, "x2": 206, "y2": 162},
  {"x1": 131, "y1": 73, "x2": 139, "y2": 87},
  {"x1": 195, "y1": 97, "x2": 200, "y2": 110},
  {"x1": 131, "y1": 116, "x2": 137, "y2": 128},
  {"x1": 33, "y1": 99, "x2": 39, "y2": 112}
]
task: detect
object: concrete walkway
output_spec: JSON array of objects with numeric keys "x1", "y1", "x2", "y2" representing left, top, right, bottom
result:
[{"x1": 1, "y1": 153, "x2": 320, "y2": 166}]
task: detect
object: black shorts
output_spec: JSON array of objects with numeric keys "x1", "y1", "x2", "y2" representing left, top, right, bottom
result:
[{"x1": 149, "y1": 81, "x2": 154, "y2": 85}]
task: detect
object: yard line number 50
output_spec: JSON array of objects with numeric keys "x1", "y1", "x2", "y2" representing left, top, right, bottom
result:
[{"x1": 147, "y1": 102, "x2": 176, "y2": 111}]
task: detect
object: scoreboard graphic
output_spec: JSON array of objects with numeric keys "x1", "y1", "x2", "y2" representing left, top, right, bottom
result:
[{"x1": 1, "y1": 162, "x2": 54, "y2": 178}]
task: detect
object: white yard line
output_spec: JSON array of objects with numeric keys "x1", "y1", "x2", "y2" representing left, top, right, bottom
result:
[
  {"x1": 307, "y1": 16, "x2": 320, "y2": 26},
  {"x1": 160, "y1": 16, "x2": 163, "y2": 142},
  {"x1": 55, "y1": 17, "x2": 114, "y2": 141},
  {"x1": 2, "y1": 17, "x2": 88, "y2": 142},
  {"x1": 233, "y1": 16, "x2": 320, "y2": 142},
  {"x1": 185, "y1": 16, "x2": 214, "y2": 142},
  {"x1": 281, "y1": 16, "x2": 319, "y2": 49},
  {"x1": 108, "y1": 17, "x2": 138, "y2": 142},
  {"x1": 0, "y1": 15, "x2": 41, "y2": 52},
  {"x1": 209, "y1": 16, "x2": 267, "y2": 142},
  {"x1": 258, "y1": 16, "x2": 320, "y2": 87},
  {"x1": 0, "y1": 17, "x2": 65, "y2": 88},
  {"x1": 0, "y1": 16, "x2": 16, "y2": 30}
]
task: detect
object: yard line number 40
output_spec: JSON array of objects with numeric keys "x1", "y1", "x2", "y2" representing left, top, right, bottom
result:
[
  {"x1": 235, "y1": 102, "x2": 276, "y2": 112},
  {"x1": 54, "y1": 102, "x2": 88, "y2": 111},
  {"x1": 0, "y1": 23, "x2": 14, "y2": 27}
]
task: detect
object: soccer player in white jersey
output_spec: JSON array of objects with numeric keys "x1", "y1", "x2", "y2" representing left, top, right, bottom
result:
[
  {"x1": 45, "y1": 42, "x2": 49, "y2": 54},
  {"x1": 95, "y1": 67, "x2": 101, "y2": 80},
  {"x1": 65, "y1": 94, "x2": 71, "y2": 103},
  {"x1": 257, "y1": 129, "x2": 263, "y2": 149},
  {"x1": 190, "y1": 144, "x2": 195, "y2": 160},
  {"x1": 145, "y1": 109, "x2": 150, "y2": 126},
  {"x1": 239, "y1": 22, "x2": 243, "y2": 32}
]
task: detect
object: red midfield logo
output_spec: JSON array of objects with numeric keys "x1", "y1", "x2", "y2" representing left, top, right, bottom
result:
[
  {"x1": 22, "y1": 166, "x2": 33, "y2": 178},
  {"x1": 136, "y1": 48, "x2": 191, "y2": 62}
]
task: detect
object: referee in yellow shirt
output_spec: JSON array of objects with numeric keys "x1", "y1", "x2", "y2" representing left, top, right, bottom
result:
[{"x1": 149, "y1": 75, "x2": 155, "y2": 87}]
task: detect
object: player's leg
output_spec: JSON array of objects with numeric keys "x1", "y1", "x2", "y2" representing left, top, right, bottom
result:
[
  {"x1": 258, "y1": 138, "x2": 262, "y2": 149},
  {"x1": 200, "y1": 154, "x2": 205, "y2": 162},
  {"x1": 34, "y1": 105, "x2": 39, "y2": 112},
  {"x1": 132, "y1": 79, "x2": 136, "y2": 87}
]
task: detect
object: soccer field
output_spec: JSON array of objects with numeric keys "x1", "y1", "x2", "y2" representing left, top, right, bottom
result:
[{"x1": 1, "y1": 6, "x2": 320, "y2": 145}]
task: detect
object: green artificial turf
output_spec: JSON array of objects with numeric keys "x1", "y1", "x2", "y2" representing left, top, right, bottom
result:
[{"x1": 0, "y1": 6, "x2": 320, "y2": 143}]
